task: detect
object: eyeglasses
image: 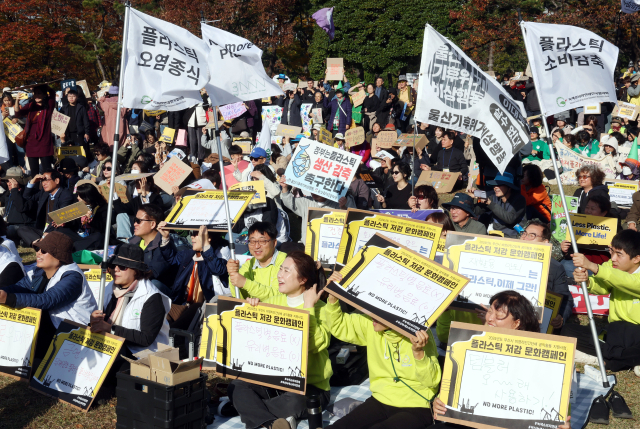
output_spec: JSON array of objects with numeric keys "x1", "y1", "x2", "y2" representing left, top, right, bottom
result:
[
  {"x1": 578, "y1": 175, "x2": 591, "y2": 180},
  {"x1": 521, "y1": 231, "x2": 539, "y2": 239},
  {"x1": 248, "y1": 238, "x2": 274, "y2": 247},
  {"x1": 34, "y1": 246, "x2": 47, "y2": 254},
  {"x1": 134, "y1": 217, "x2": 153, "y2": 224},
  {"x1": 391, "y1": 171, "x2": 401, "y2": 175},
  {"x1": 103, "y1": 166, "x2": 112, "y2": 171},
  {"x1": 109, "y1": 264, "x2": 129, "y2": 271}
]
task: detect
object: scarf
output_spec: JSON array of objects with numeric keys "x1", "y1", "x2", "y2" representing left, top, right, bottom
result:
[{"x1": 108, "y1": 280, "x2": 139, "y2": 325}]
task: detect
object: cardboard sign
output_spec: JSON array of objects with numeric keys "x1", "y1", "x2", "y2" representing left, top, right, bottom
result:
[
  {"x1": 370, "y1": 209, "x2": 443, "y2": 222},
  {"x1": 3, "y1": 117, "x2": 23, "y2": 143},
  {"x1": 51, "y1": 111, "x2": 71, "y2": 137},
  {"x1": 83, "y1": 181, "x2": 129, "y2": 203},
  {"x1": 154, "y1": 157, "x2": 193, "y2": 195},
  {"x1": 605, "y1": 179, "x2": 638, "y2": 207},
  {"x1": 326, "y1": 233, "x2": 468, "y2": 339},
  {"x1": 0, "y1": 305, "x2": 41, "y2": 381},
  {"x1": 350, "y1": 90, "x2": 366, "y2": 107},
  {"x1": 283, "y1": 83, "x2": 298, "y2": 92},
  {"x1": 80, "y1": 267, "x2": 113, "y2": 307},
  {"x1": 311, "y1": 108, "x2": 323, "y2": 124},
  {"x1": 443, "y1": 232, "x2": 551, "y2": 320},
  {"x1": 396, "y1": 133, "x2": 428, "y2": 152},
  {"x1": 376, "y1": 131, "x2": 397, "y2": 149},
  {"x1": 76, "y1": 80, "x2": 91, "y2": 98},
  {"x1": 325, "y1": 58, "x2": 344, "y2": 81},
  {"x1": 439, "y1": 322, "x2": 575, "y2": 429},
  {"x1": 344, "y1": 127, "x2": 365, "y2": 148},
  {"x1": 541, "y1": 291, "x2": 563, "y2": 335},
  {"x1": 306, "y1": 208, "x2": 347, "y2": 269},
  {"x1": 199, "y1": 303, "x2": 218, "y2": 369},
  {"x1": 550, "y1": 195, "x2": 578, "y2": 242},
  {"x1": 567, "y1": 213, "x2": 618, "y2": 249},
  {"x1": 276, "y1": 124, "x2": 303, "y2": 139},
  {"x1": 164, "y1": 189, "x2": 254, "y2": 231},
  {"x1": 48, "y1": 202, "x2": 90, "y2": 225},
  {"x1": 31, "y1": 320, "x2": 124, "y2": 411},
  {"x1": 612, "y1": 100, "x2": 640, "y2": 120},
  {"x1": 233, "y1": 139, "x2": 252, "y2": 154},
  {"x1": 215, "y1": 297, "x2": 310, "y2": 394},
  {"x1": 229, "y1": 180, "x2": 267, "y2": 205},
  {"x1": 583, "y1": 104, "x2": 601, "y2": 115},
  {"x1": 284, "y1": 138, "x2": 361, "y2": 203},
  {"x1": 335, "y1": 209, "x2": 443, "y2": 270},
  {"x1": 220, "y1": 102, "x2": 247, "y2": 121},
  {"x1": 55, "y1": 146, "x2": 86, "y2": 161},
  {"x1": 317, "y1": 127, "x2": 334, "y2": 146},
  {"x1": 114, "y1": 172, "x2": 154, "y2": 181},
  {"x1": 415, "y1": 170, "x2": 461, "y2": 194},
  {"x1": 159, "y1": 127, "x2": 176, "y2": 144}
]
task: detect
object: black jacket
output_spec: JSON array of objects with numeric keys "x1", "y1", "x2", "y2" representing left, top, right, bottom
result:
[
  {"x1": 362, "y1": 94, "x2": 380, "y2": 116},
  {"x1": 23, "y1": 185, "x2": 76, "y2": 231},
  {"x1": 301, "y1": 89, "x2": 316, "y2": 103},
  {"x1": 129, "y1": 233, "x2": 174, "y2": 282},
  {"x1": 281, "y1": 94, "x2": 303, "y2": 127},
  {"x1": 573, "y1": 185, "x2": 609, "y2": 214},
  {"x1": 60, "y1": 103, "x2": 90, "y2": 136},
  {"x1": 431, "y1": 147, "x2": 468, "y2": 178},
  {"x1": 310, "y1": 100, "x2": 329, "y2": 125},
  {"x1": 1, "y1": 187, "x2": 36, "y2": 226},
  {"x1": 548, "y1": 258, "x2": 574, "y2": 325},
  {"x1": 374, "y1": 86, "x2": 389, "y2": 104}
]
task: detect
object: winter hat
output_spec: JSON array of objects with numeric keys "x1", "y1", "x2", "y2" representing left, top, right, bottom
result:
[
  {"x1": 602, "y1": 135, "x2": 618, "y2": 152},
  {"x1": 107, "y1": 243, "x2": 149, "y2": 272},
  {"x1": 34, "y1": 232, "x2": 74, "y2": 264},
  {"x1": 620, "y1": 139, "x2": 640, "y2": 169},
  {"x1": 384, "y1": 123, "x2": 396, "y2": 131}
]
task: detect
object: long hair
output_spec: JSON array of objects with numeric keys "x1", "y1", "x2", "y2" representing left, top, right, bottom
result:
[
  {"x1": 77, "y1": 184, "x2": 107, "y2": 208},
  {"x1": 489, "y1": 291, "x2": 540, "y2": 332}
]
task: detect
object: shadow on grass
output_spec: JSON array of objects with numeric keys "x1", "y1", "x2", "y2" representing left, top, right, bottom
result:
[{"x1": 0, "y1": 376, "x2": 56, "y2": 429}]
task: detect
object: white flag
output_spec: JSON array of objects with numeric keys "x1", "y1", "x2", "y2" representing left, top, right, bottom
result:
[
  {"x1": 256, "y1": 120, "x2": 272, "y2": 165},
  {"x1": 521, "y1": 22, "x2": 618, "y2": 117},
  {"x1": 201, "y1": 24, "x2": 283, "y2": 105},
  {"x1": 123, "y1": 9, "x2": 211, "y2": 111},
  {"x1": 622, "y1": 0, "x2": 640, "y2": 13},
  {"x1": 414, "y1": 25, "x2": 529, "y2": 174},
  {"x1": 0, "y1": 126, "x2": 9, "y2": 164}
]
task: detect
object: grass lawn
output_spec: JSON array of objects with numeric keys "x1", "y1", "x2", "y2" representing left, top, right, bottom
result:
[{"x1": 4, "y1": 184, "x2": 637, "y2": 428}]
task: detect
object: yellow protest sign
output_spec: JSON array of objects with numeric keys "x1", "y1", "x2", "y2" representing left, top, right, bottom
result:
[
  {"x1": 567, "y1": 213, "x2": 618, "y2": 248},
  {"x1": 55, "y1": 146, "x2": 86, "y2": 161},
  {"x1": 199, "y1": 303, "x2": 218, "y2": 369},
  {"x1": 81, "y1": 268, "x2": 113, "y2": 306},
  {"x1": 48, "y1": 202, "x2": 90, "y2": 225},
  {"x1": 143, "y1": 109, "x2": 166, "y2": 116},
  {"x1": 229, "y1": 181, "x2": 267, "y2": 205},
  {"x1": 318, "y1": 127, "x2": 334, "y2": 146},
  {"x1": 305, "y1": 208, "x2": 347, "y2": 269},
  {"x1": 3, "y1": 117, "x2": 23, "y2": 143},
  {"x1": 159, "y1": 127, "x2": 176, "y2": 144},
  {"x1": 542, "y1": 291, "x2": 563, "y2": 334},
  {"x1": 0, "y1": 305, "x2": 41, "y2": 380}
]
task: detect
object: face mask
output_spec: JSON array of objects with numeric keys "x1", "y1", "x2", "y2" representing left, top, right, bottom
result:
[
  {"x1": 131, "y1": 169, "x2": 140, "y2": 174},
  {"x1": 623, "y1": 166, "x2": 632, "y2": 175}
]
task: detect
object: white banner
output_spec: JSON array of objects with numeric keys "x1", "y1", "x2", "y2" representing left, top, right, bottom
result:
[
  {"x1": 555, "y1": 142, "x2": 617, "y2": 185},
  {"x1": 201, "y1": 24, "x2": 283, "y2": 105},
  {"x1": 414, "y1": 25, "x2": 529, "y2": 174},
  {"x1": 622, "y1": 0, "x2": 640, "y2": 13},
  {"x1": 521, "y1": 22, "x2": 618, "y2": 117},
  {"x1": 123, "y1": 8, "x2": 211, "y2": 111}
]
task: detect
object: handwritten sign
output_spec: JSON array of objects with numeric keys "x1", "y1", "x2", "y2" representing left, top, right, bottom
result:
[
  {"x1": 443, "y1": 232, "x2": 551, "y2": 320},
  {"x1": 3, "y1": 117, "x2": 23, "y2": 143},
  {"x1": 220, "y1": 102, "x2": 247, "y2": 121},
  {"x1": 376, "y1": 131, "x2": 397, "y2": 149},
  {"x1": 306, "y1": 208, "x2": 347, "y2": 269},
  {"x1": 76, "y1": 80, "x2": 91, "y2": 98},
  {"x1": 311, "y1": 108, "x2": 323, "y2": 124},
  {"x1": 612, "y1": 100, "x2": 640, "y2": 120},
  {"x1": 48, "y1": 202, "x2": 90, "y2": 225},
  {"x1": 555, "y1": 142, "x2": 617, "y2": 185},
  {"x1": 283, "y1": 83, "x2": 298, "y2": 92},
  {"x1": 396, "y1": 133, "x2": 428, "y2": 152},
  {"x1": 284, "y1": 138, "x2": 361, "y2": 203},
  {"x1": 416, "y1": 170, "x2": 461, "y2": 194},
  {"x1": 567, "y1": 213, "x2": 618, "y2": 248},
  {"x1": 276, "y1": 124, "x2": 302, "y2": 139},
  {"x1": 229, "y1": 181, "x2": 267, "y2": 205},
  {"x1": 0, "y1": 305, "x2": 41, "y2": 380},
  {"x1": 55, "y1": 146, "x2": 86, "y2": 161},
  {"x1": 550, "y1": 195, "x2": 578, "y2": 242},
  {"x1": 350, "y1": 90, "x2": 366, "y2": 107},
  {"x1": 51, "y1": 111, "x2": 71, "y2": 137},
  {"x1": 605, "y1": 179, "x2": 638, "y2": 207},
  {"x1": 541, "y1": 291, "x2": 563, "y2": 334},
  {"x1": 327, "y1": 234, "x2": 468, "y2": 339},
  {"x1": 335, "y1": 208, "x2": 443, "y2": 270},
  {"x1": 439, "y1": 322, "x2": 575, "y2": 429},
  {"x1": 325, "y1": 58, "x2": 344, "y2": 81},
  {"x1": 317, "y1": 127, "x2": 334, "y2": 146},
  {"x1": 215, "y1": 297, "x2": 309, "y2": 394},
  {"x1": 31, "y1": 320, "x2": 124, "y2": 411},
  {"x1": 87, "y1": 181, "x2": 129, "y2": 203},
  {"x1": 344, "y1": 127, "x2": 365, "y2": 148},
  {"x1": 159, "y1": 127, "x2": 176, "y2": 144},
  {"x1": 154, "y1": 157, "x2": 193, "y2": 195},
  {"x1": 164, "y1": 189, "x2": 254, "y2": 231}
]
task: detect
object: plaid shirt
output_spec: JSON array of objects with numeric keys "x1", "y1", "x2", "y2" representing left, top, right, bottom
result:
[{"x1": 86, "y1": 103, "x2": 103, "y2": 133}]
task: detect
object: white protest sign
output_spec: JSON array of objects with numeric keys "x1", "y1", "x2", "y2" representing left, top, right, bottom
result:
[
  {"x1": 284, "y1": 138, "x2": 361, "y2": 202},
  {"x1": 311, "y1": 108, "x2": 323, "y2": 124},
  {"x1": 51, "y1": 111, "x2": 71, "y2": 137},
  {"x1": 522, "y1": 22, "x2": 618, "y2": 117},
  {"x1": 219, "y1": 102, "x2": 247, "y2": 121},
  {"x1": 0, "y1": 306, "x2": 41, "y2": 380},
  {"x1": 606, "y1": 179, "x2": 638, "y2": 207},
  {"x1": 414, "y1": 25, "x2": 529, "y2": 174},
  {"x1": 555, "y1": 142, "x2": 616, "y2": 185},
  {"x1": 164, "y1": 190, "x2": 254, "y2": 231}
]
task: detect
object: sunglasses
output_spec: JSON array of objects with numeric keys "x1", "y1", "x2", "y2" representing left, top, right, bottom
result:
[
  {"x1": 391, "y1": 170, "x2": 401, "y2": 175},
  {"x1": 103, "y1": 166, "x2": 112, "y2": 171},
  {"x1": 134, "y1": 217, "x2": 153, "y2": 224},
  {"x1": 250, "y1": 157, "x2": 264, "y2": 161},
  {"x1": 109, "y1": 264, "x2": 130, "y2": 271},
  {"x1": 34, "y1": 246, "x2": 47, "y2": 254}
]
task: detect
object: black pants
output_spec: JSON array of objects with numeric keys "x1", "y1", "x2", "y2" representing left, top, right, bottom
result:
[
  {"x1": 327, "y1": 396, "x2": 434, "y2": 429},
  {"x1": 228, "y1": 379, "x2": 330, "y2": 429},
  {"x1": 27, "y1": 156, "x2": 54, "y2": 175},
  {"x1": 562, "y1": 321, "x2": 640, "y2": 371}
]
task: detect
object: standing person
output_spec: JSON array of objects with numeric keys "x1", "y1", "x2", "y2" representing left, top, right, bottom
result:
[
  {"x1": 1, "y1": 168, "x2": 35, "y2": 246},
  {"x1": 13, "y1": 85, "x2": 56, "y2": 174},
  {"x1": 324, "y1": 89, "x2": 352, "y2": 136},
  {"x1": 430, "y1": 130, "x2": 468, "y2": 182},
  {"x1": 395, "y1": 75, "x2": 416, "y2": 133},
  {"x1": 376, "y1": 89, "x2": 396, "y2": 127},
  {"x1": 186, "y1": 90, "x2": 210, "y2": 163},
  {"x1": 2, "y1": 91, "x2": 26, "y2": 167},
  {"x1": 59, "y1": 89, "x2": 90, "y2": 154},
  {"x1": 376, "y1": 162, "x2": 412, "y2": 209},
  {"x1": 281, "y1": 90, "x2": 302, "y2": 127},
  {"x1": 626, "y1": 74, "x2": 640, "y2": 106},
  {"x1": 310, "y1": 91, "x2": 328, "y2": 126},
  {"x1": 361, "y1": 83, "x2": 380, "y2": 132},
  {"x1": 85, "y1": 98, "x2": 102, "y2": 145},
  {"x1": 98, "y1": 86, "x2": 127, "y2": 147},
  {"x1": 373, "y1": 76, "x2": 388, "y2": 102}
]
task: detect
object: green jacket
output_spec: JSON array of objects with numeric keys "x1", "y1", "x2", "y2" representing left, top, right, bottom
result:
[
  {"x1": 523, "y1": 139, "x2": 550, "y2": 161},
  {"x1": 230, "y1": 251, "x2": 287, "y2": 300},
  {"x1": 588, "y1": 261, "x2": 640, "y2": 325},
  {"x1": 324, "y1": 300, "x2": 441, "y2": 408},
  {"x1": 572, "y1": 140, "x2": 600, "y2": 158},
  {"x1": 117, "y1": 144, "x2": 142, "y2": 174}
]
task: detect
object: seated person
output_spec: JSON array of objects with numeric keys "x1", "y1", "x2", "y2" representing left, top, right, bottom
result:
[
  {"x1": 474, "y1": 172, "x2": 526, "y2": 238},
  {"x1": 0, "y1": 232, "x2": 97, "y2": 359},
  {"x1": 227, "y1": 222, "x2": 287, "y2": 299},
  {"x1": 441, "y1": 193, "x2": 487, "y2": 235},
  {"x1": 228, "y1": 251, "x2": 332, "y2": 429},
  {"x1": 572, "y1": 164, "x2": 609, "y2": 214},
  {"x1": 0, "y1": 243, "x2": 25, "y2": 287},
  {"x1": 233, "y1": 147, "x2": 275, "y2": 183},
  {"x1": 73, "y1": 183, "x2": 117, "y2": 251},
  {"x1": 324, "y1": 271, "x2": 439, "y2": 429},
  {"x1": 625, "y1": 189, "x2": 640, "y2": 231},
  {"x1": 522, "y1": 127, "x2": 550, "y2": 162},
  {"x1": 90, "y1": 243, "x2": 171, "y2": 355},
  {"x1": 0, "y1": 216, "x2": 20, "y2": 258},
  {"x1": 521, "y1": 164, "x2": 551, "y2": 222}
]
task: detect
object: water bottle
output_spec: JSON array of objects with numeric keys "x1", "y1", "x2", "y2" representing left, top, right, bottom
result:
[{"x1": 307, "y1": 395, "x2": 323, "y2": 429}]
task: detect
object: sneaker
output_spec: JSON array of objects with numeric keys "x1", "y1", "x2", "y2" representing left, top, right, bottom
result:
[
  {"x1": 589, "y1": 395, "x2": 610, "y2": 425},
  {"x1": 575, "y1": 350, "x2": 599, "y2": 366},
  {"x1": 272, "y1": 418, "x2": 293, "y2": 429},
  {"x1": 634, "y1": 365, "x2": 640, "y2": 378},
  {"x1": 607, "y1": 391, "x2": 633, "y2": 419}
]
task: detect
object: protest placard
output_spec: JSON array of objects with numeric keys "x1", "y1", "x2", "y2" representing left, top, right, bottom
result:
[
  {"x1": 416, "y1": 170, "x2": 461, "y2": 193},
  {"x1": 358, "y1": 171, "x2": 377, "y2": 187},
  {"x1": 261, "y1": 106, "x2": 283, "y2": 128},
  {"x1": 86, "y1": 181, "x2": 128, "y2": 203},
  {"x1": 326, "y1": 233, "x2": 468, "y2": 339},
  {"x1": 55, "y1": 146, "x2": 86, "y2": 161},
  {"x1": 605, "y1": 179, "x2": 638, "y2": 207},
  {"x1": 0, "y1": 305, "x2": 41, "y2": 381},
  {"x1": 541, "y1": 291, "x2": 563, "y2": 334},
  {"x1": 3, "y1": 117, "x2": 23, "y2": 143},
  {"x1": 583, "y1": 104, "x2": 601, "y2": 115},
  {"x1": 220, "y1": 102, "x2": 248, "y2": 121},
  {"x1": 48, "y1": 202, "x2": 90, "y2": 225},
  {"x1": 283, "y1": 83, "x2": 298, "y2": 92},
  {"x1": 276, "y1": 124, "x2": 303, "y2": 139},
  {"x1": 567, "y1": 213, "x2": 618, "y2": 249},
  {"x1": 164, "y1": 189, "x2": 254, "y2": 231},
  {"x1": 311, "y1": 108, "x2": 323, "y2": 124},
  {"x1": 406, "y1": 73, "x2": 419, "y2": 87},
  {"x1": 143, "y1": 109, "x2": 166, "y2": 116},
  {"x1": 159, "y1": 127, "x2": 176, "y2": 144},
  {"x1": 325, "y1": 58, "x2": 344, "y2": 81},
  {"x1": 232, "y1": 139, "x2": 252, "y2": 154},
  {"x1": 550, "y1": 195, "x2": 578, "y2": 242},
  {"x1": 306, "y1": 208, "x2": 347, "y2": 269},
  {"x1": 612, "y1": 100, "x2": 640, "y2": 120},
  {"x1": 395, "y1": 133, "x2": 428, "y2": 152},
  {"x1": 215, "y1": 297, "x2": 310, "y2": 394},
  {"x1": 434, "y1": 236, "x2": 446, "y2": 264},
  {"x1": 51, "y1": 111, "x2": 70, "y2": 137},
  {"x1": 376, "y1": 131, "x2": 397, "y2": 148},
  {"x1": 61, "y1": 79, "x2": 76, "y2": 91},
  {"x1": 370, "y1": 209, "x2": 443, "y2": 222},
  {"x1": 284, "y1": 138, "x2": 361, "y2": 203},
  {"x1": 439, "y1": 322, "x2": 574, "y2": 429},
  {"x1": 76, "y1": 80, "x2": 91, "y2": 98},
  {"x1": 31, "y1": 320, "x2": 124, "y2": 411},
  {"x1": 344, "y1": 127, "x2": 365, "y2": 148},
  {"x1": 199, "y1": 303, "x2": 218, "y2": 369},
  {"x1": 229, "y1": 181, "x2": 267, "y2": 205},
  {"x1": 554, "y1": 142, "x2": 616, "y2": 185},
  {"x1": 350, "y1": 90, "x2": 366, "y2": 107},
  {"x1": 317, "y1": 127, "x2": 334, "y2": 146},
  {"x1": 443, "y1": 232, "x2": 551, "y2": 319},
  {"x1": 80, "y1": 267, "x2": 113, "y2": 306},
  {"x1": 114, "y1": 172, "x2": 155, "y2": 182},
  {"x1": 301, "y1": 104, "x2": 312, "y2": 137},
  {"x1": 335, "y1": 209, "x2": 443, "y2": 270},
  {"x1": 154, "y1": 157, "x2": 193, "y2": 195}
]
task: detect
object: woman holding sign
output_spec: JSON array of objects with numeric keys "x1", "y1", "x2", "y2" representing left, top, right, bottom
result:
[{"x1": 227, "y1": 251, "x2": 332, "y2": 429}]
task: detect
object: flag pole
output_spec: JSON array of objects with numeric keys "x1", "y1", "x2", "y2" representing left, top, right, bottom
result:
[
  {"x1": 98, "y1": 1, "x2": 131, "y2": 312},
  {"x1": 519, "y1": 16, "x2": 609, "y2": 388}
]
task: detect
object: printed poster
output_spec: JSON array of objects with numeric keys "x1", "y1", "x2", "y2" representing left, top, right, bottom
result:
[
  {"x1": 550, "y1": 195, "x2": 578, "y2": 243},
  {"x1": 229, "y1": 180, "x2": 267, "y2": 205},
  {"x1": 3, "y1": 117, "x2": 23, "y2": 143},
  {"x1": 300, "y1": 103, "x2": 312, "y2": 137},
  {"x1": 0, "y1": 305, "x2": 41, "y2": 380},
  {"x1": 541, "y1": 291, "x2": 563, "y2": 335},
  {"x1": 605, "y1": 179, "x2": 638, "y2": 207},
  {"x1": 555, "y1": 142, "x2": 616, "y2": 185},
  {"x1": 370, "y1": 209, "x2": 444, "y2": 222},
  {"x1": 305, "y1": 208, "x2": 347, "y2": 269},
  {"x1": 567, "y1": 213, "x2": 618, "y2": 249}
]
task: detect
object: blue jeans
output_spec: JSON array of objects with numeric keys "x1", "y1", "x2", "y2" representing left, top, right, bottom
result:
[{"x1": 116, "y1": 213, "x2": 133, "y2": 240}]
